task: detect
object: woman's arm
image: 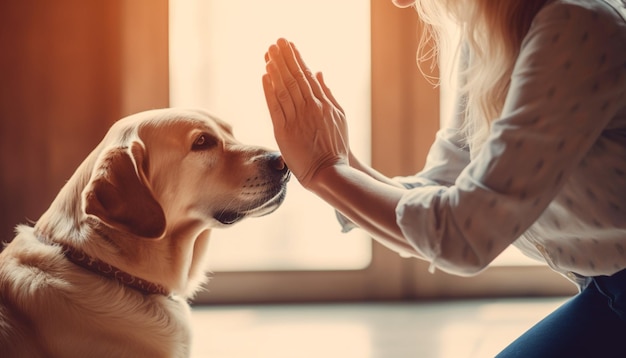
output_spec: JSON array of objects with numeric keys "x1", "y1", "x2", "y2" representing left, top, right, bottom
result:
[
  {"x1": 347, "y1": 152, "x2": 406, "y2": 189},
  {"x1": 263, "y1": 0, "x2": 625, "y2": 277},
  {"x1": 310, "y1": 162, "x2": 418, "y2": 256}
]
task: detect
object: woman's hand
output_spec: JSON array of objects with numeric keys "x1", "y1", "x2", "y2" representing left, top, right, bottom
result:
[{"x1": 262, "y1": 38, "x2": 350, "y2": 188}]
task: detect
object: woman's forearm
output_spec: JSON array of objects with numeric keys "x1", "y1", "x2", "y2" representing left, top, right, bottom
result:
[
  {"x1": 307, "y1": 163, "x2": 418, "y2": 256},
  {"x1": 348, "y1": 152, "x2": 406, "y2": 188}
]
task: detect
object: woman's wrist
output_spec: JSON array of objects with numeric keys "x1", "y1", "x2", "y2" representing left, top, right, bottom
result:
[{"x1": 304, "y1": 162, "x2": 348, "y2": 194}]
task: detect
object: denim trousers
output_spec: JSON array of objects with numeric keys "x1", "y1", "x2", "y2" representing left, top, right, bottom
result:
[{"x1": 497, "y1": 269, "x2": 626, "y2": 357}]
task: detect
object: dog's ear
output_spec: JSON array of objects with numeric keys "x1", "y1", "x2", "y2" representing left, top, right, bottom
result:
[{"x1": 83, "y1": 142, "x2": 166, "y2": 238}]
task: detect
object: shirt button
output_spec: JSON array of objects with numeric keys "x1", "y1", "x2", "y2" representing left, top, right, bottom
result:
[{"x1": 535, "y1": 244, "x2": 546, "y2": 254}]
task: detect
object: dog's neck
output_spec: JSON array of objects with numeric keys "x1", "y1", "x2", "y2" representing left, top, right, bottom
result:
[{"x1": 38, "y1": 236, "x2": 169, "y2": 296}]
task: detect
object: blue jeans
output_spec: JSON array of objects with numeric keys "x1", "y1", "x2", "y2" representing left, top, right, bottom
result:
[{"x1": 497, "y1": 269, "x2": 626, "y2": 357}]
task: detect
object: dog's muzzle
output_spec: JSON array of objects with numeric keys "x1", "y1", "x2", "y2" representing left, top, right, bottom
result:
[{"x1": 213, "y1": 152, "x2": 290, "y2": 225}]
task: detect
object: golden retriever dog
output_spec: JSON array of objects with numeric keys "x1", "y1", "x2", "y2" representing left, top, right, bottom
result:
[{"x1": 0, "y1": 108, "x2": 290, "y2": 357}]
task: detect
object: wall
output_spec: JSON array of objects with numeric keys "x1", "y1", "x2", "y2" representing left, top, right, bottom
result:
[{"x1": 0, "y1": 0, "x2": 168, "y2": 243}]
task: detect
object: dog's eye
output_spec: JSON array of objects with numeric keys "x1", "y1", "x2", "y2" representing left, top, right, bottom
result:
[{"x1": 192, "y1": 134, "x2": 217, "y2": 151}]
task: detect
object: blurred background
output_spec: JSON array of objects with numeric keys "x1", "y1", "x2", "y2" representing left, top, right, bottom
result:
[{"x1": 0, "y1": 1, "x2": 577, "y2": 356}]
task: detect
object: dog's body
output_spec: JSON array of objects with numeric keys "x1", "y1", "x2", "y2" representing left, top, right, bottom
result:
[{"x1": 0, "y1": 108, "x2": 289, "y2": 357}]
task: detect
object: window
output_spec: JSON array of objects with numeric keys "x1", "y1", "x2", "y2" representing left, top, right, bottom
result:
[{"x1": 169, "y1": 0, "x2": 372, "y2": 273}]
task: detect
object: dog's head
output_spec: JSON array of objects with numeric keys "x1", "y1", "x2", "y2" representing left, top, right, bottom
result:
[
  {"x1": 82, "y1": 108, "x2": 290, "y2": 240},
  {"x1": 32, "y1": 108, "x2": 288, "y2": 296}
]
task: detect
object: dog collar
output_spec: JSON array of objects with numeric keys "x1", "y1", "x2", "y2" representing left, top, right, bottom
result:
[{"x1": 38, "y1": 237, "x2": 169, "y2": 296}]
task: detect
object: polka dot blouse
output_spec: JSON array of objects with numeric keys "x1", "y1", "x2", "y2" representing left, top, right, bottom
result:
[{"x1": 392, "y1": 0, "x2": 626, "y2": 288}]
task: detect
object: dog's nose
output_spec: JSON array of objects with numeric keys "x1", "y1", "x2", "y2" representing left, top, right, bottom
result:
[{"x1": 269, "y1": 152, "x2": 289, "y2": 175}]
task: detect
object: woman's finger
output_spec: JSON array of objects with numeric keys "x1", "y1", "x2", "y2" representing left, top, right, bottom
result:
[
  {"x1": 288, "y1": 41, "x2": 327, "y2": 102},
  {"x1": 264, "y1": 59, "x2": 297, "y2": 123},
  {"x1": 277, "y1": 39, "x2": 313, "y2": 98},
  {"x1": 262, "y1": 73, "x2": 286, "y2": 128},
  {"x1": 268, "y1": 42, "x2": 305, "y2": 108}
]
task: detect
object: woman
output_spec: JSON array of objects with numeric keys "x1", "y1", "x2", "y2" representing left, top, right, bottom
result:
[{"x1": 262, "y1": 0, "x2": 626, "y2": 356}]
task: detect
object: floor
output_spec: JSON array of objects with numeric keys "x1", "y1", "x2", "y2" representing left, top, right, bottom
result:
[{"x1": 189, "y1": 297, "x2": 568, "y2": 358}]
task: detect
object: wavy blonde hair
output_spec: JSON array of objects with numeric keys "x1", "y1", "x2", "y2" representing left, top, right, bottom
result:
[{"x1": 414, "y1": 0, "x2": 547, "y2": 152}]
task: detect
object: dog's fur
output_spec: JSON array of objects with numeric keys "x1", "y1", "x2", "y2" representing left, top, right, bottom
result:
[{"x1": 0, "y1": 108, "x2": 290, "y2": 357}]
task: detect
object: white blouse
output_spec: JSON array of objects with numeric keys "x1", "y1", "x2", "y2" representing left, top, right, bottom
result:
[{"x1": 387, "y1": 0, "x2": 626, "y2": 288}]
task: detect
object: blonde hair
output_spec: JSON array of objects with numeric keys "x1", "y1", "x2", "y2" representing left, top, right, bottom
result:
[{"x1": 414, "y1": 0, "x2": 546, "y2": 153}]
